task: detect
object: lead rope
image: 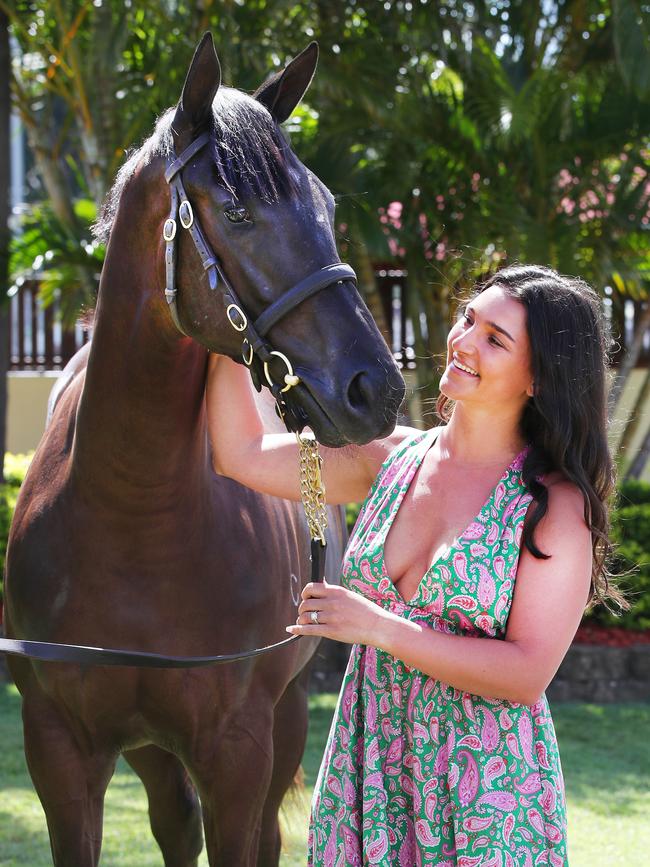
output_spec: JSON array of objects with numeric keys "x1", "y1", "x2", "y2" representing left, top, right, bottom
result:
[{"x1": 296, "y1": 432, "x2": 328, "y2": 584}]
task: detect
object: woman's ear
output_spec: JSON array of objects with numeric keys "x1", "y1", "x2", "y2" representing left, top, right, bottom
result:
[{"x1": 526, "y1": 380, "x2": 536, "y2": 398}]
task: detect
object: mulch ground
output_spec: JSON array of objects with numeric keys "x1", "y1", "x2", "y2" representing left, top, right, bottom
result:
[{"x1": 574, "y1": 623, "x2": 650, "y2": 646}]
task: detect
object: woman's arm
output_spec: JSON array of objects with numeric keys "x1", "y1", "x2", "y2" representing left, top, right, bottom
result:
[
  {"x1": 206, "y1": 353, "x2": 414, "y2": 505},
  {"x1": 289, "y1": 479, "x2": 592, "y2": 705}
]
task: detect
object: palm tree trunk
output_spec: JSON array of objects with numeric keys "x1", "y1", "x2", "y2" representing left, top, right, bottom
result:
[
  {"x1": 0, "y1": 11, "x2": 11, "y2": 482},
  {"x1": 18, "y1": 109, "x2": 78, "y2": 230},
  {"x1": 616, "y1": 367, "x2": 650, "y2": 467},
  {"x1": 609, "y1": 302, "x2": 650, "y2": 417},
  {"x1": 625, "y1": 422, "x2": 650, "y2": 481}
]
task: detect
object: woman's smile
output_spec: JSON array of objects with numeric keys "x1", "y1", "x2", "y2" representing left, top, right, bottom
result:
[{"x1": 450, "y1": 356, "x2": 480, "y2": 378}]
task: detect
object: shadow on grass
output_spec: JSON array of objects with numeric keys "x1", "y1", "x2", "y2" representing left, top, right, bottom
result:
[
  {"x1": 0, "y1": 807, "x2": 53, "y2": 867},
  {"x1": 551, "y1": 703, "x2": 650, "y2": 817}
]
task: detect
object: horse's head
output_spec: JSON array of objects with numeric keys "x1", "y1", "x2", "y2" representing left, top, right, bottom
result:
[{"x1": 117, "y1": 34, "x2": 404, "y2": 446}]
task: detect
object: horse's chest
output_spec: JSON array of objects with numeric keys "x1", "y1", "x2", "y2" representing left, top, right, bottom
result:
[{"x1": 11, "y1": 480, "x2": 307, "y2": 631}]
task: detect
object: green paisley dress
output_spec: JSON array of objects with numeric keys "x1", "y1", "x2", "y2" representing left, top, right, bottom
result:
[{"x1": 308, "y1": 428, "x2": 568, "y2": 866}]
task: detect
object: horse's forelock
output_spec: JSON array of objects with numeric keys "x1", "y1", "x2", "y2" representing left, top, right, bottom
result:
[
  {"x1": 210, "y1": 88, "x2": 298, "y2": 203},
  {"x1": 92, "y1": 88, "x2": 297, "y2": 245}
]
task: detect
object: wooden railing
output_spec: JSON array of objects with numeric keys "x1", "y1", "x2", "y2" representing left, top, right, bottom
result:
[
  {"x1": 8, "y1": 281, "x2": 90, "y2": 371},
  {"x1": 6, "y1": 278, "x2": 649, "y2": 372}
]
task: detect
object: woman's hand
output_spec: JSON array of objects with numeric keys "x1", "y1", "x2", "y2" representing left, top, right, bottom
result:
[
  {"x1": 286, "y1": 580, "x2": 391, "y2": 646},
  {"x1": 207, "y1": 354, "x2": 412, "y2": 505}
]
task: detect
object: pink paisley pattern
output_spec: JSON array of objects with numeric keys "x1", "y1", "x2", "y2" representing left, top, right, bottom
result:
[{"x1": 308, "y1": 429, "x2": 568, "y2": 865}]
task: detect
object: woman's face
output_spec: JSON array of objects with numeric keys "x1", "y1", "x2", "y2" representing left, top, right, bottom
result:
[{"x1": 439, "y1": 285, "x2": 534, "y2": 412}]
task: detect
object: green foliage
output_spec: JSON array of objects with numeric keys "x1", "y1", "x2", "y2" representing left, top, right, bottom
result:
[
  {"x1": 617, "y1": 478, "x2": 650, "y2": 505},
  {"x1": 0, "y1": 453, "x2": 32, "y2": 604},
  {"x1": 585, "y1": 481, "x2": 650, "y2": 629},
  {"x1": 5, "y1": 1, "x2": 650, "y2": 350},
  {"x1": 345, "y1": 501, "x2": 361, "y2": 535},
  {"x1": 608, "y1": 502, "x2": 650, "y2": 629},
  {"x1": 9, "y1": 201, "x2": 102, "y2": 323}
]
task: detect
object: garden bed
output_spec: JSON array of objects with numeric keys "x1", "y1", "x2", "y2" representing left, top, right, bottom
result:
[{"x1": 573, "y1": 623, "x2": 650, "y2": 647}]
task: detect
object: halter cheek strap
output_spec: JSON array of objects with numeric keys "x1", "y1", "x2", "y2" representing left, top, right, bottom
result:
[
  {"x1": 162, "y1": 131, "x2": 357, "y2": 432},
  {"x1": 164, "y1": 132, "x2": 218, "y2": 336}
]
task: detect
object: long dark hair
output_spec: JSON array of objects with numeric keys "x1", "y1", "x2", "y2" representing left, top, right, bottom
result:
[{"x1": 437, "y1": 264, "x2": 625, "y2": 610}]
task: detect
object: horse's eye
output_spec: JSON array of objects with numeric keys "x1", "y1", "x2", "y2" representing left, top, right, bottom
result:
[{"x1": 224, "y1": 207, "x2": 251, "y2": 224}]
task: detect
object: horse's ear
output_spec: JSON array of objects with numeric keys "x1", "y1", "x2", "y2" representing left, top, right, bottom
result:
[
  {"x1": 253, "y1": 42, "x2": 318, "y2": 124},
  {"x1": 172, "y1": 32, "x2": 221, "y2": 143}
]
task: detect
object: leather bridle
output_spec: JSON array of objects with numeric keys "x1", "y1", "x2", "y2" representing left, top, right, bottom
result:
[
  {"x1": 164, "y1": 130, "x2": 357, "y2": 432},
  {"x1": 0, "y1": 129, "x2": 353, "y2": 668}
]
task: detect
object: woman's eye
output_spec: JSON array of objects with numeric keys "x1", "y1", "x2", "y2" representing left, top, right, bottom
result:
[
  {"x1": 224, "y1": 207, "x2": 251, "y2": 224},
  {"x1": 488, "y1": 335, "x2": 503, "y2": 348}
]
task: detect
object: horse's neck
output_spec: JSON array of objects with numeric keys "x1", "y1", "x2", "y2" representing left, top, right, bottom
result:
[{"x1": 72, "y1": 234, "x2": 207, "y2": 495}]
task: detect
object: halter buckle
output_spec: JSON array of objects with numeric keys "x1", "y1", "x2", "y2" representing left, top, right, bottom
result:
[
  {"x1": 242, "y1": 339, "x2": 254, "y2": 366},
  {"x1": 226, "y1": 303, "x2": 248, "y2": 332},
  {"x1": 179, "y1": 200, "x2": 194, "y2": 229},
  {"x1": 163, "y1": 218, "x2": 177, "y2": 241},
  {"x1": 264, "y1": 350, "x2": 301, "y2": 394}
]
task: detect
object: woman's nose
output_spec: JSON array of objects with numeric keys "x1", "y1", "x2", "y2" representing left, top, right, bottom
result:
[{"x1": 451, "y1": 325, "x2": 476, "y2": 354}]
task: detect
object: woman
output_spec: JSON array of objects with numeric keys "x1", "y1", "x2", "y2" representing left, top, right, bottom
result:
[{"x1": 207, "y1": 264, "x2": 620, "y2": 866}]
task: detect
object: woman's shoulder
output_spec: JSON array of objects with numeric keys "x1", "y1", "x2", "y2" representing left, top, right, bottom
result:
[{"x1": 532, "y1": 470, "x2": 588, "y2": 528}]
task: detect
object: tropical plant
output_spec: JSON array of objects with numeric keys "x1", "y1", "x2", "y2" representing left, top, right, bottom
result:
[
  {"x1": 4, "y1": 1, "x2": 650, "y2": 465},
  {"x1": 371, "y1": 2, "x2": 650, "y2": 402}
]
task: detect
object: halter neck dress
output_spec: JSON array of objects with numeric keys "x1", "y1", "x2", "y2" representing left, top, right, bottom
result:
[{"x1": 308, "y1": 428, "x2": 567, "y2": 867}]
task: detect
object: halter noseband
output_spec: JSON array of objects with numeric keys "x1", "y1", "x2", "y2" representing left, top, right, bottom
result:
[{"x1": 163, "y1": 130, "x2": 357, "y2": 432}]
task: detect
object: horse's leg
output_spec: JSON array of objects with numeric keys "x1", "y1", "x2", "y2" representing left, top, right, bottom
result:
[
  {"x1": 21, "y1": 692, "x2": 116, "y2": 867},
  {"x1": 189, "y1": 703, "x2": 275, "y2": 867},
  {"x1": 257, "y1": 668, "x2": 311, "y2": 867},
  {"x1": 123, "y1": 744, "x2": 203, "y2": 867}
]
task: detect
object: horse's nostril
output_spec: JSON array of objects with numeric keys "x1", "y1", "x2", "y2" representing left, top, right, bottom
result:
[{"x1": 347, "y1": 372, "x2": 369, "y2": 411}]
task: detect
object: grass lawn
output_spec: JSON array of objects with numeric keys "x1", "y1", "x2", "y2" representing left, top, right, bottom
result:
[{"x1": 1, "y1": 684, "x2": 649, "y2": 865}]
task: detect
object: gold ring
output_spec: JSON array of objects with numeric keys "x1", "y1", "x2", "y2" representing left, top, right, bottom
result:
[{"x1": 263, "y1": 350, "x2": 301, "y2": 394}]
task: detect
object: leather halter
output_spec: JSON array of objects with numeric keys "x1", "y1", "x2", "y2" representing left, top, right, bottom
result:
[
  {"x1": 164, "y1": 130, "x2": 358, "y2": 432},
  {"x1": 0, "y1": 129, "x2": 345, "y2": 668}
]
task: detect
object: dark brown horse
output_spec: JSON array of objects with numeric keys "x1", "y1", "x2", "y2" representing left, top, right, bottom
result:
[{"x1": 4, "y1": 34, "x2": 403, "y2": 867}]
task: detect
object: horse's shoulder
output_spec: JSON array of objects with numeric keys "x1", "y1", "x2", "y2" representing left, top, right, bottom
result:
[{"x1": 46, "y1": 342, "x2": 91, "y2": 428}]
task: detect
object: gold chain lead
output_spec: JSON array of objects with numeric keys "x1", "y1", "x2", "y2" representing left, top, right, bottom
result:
[{"x1": 296, "y1": 432, "x2": 328, "y2": 545}]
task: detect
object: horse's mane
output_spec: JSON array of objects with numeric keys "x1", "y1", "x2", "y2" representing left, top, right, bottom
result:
[{"x1": 93, "y1": 87, "x2": 298, "y2": 244}]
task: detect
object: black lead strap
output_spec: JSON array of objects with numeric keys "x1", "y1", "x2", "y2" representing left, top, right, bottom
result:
[
  {"x1": 0, "y1": 539, "x2": 326, "y2": 667},
  {"x1": 0, "y1": 635, "x2": 300, "y2": 668}
]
